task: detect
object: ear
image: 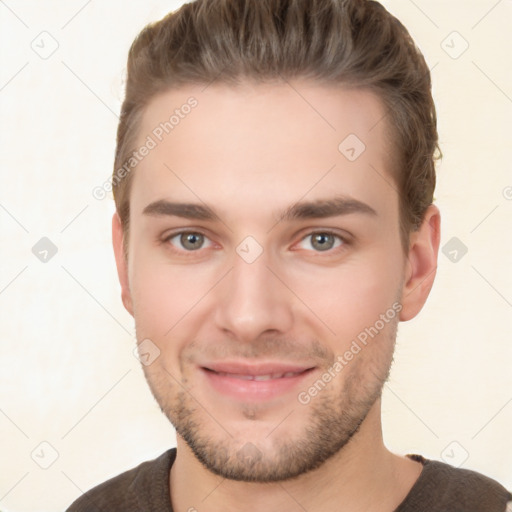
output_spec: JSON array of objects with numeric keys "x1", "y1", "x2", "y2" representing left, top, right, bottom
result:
[
  {"x1": 112, "y1": 212, "x2": 134, "y2": 317},
  {"x1": 399, "y1": 204, "x2": 441, "y2": 321}
]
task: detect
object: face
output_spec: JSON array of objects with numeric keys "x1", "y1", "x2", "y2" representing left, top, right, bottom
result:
[{"x1": 113, "y1": 81, "x2": 433, "y2": 482}]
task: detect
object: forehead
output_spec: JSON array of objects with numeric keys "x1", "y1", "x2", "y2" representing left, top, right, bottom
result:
[{"x1": 130, "y1": 81, "x2": 397, "y2": 222}]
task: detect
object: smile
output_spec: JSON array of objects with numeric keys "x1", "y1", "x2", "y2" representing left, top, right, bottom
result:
[
  {"x1": 208, "y1": 370, "x2": 307, "y2": 381},
  {"x1": 200, "y1": 365, "x2": 315, "y2": 402}
]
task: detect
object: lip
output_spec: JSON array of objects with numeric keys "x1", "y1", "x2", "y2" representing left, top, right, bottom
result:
[{"x1": 200, "y1": 361, "x2": 315, "y2": 402}]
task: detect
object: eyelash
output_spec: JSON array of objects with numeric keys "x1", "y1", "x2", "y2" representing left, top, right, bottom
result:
[
  {"x1": 294, "y1": 230, "x2": 349, "y2": 253},
  {"x1": 161, "y1": 230, "x2": 213, "y2": 252},
  {"x1": 161, "y1": 229, "x2": 350, "y2": 254}
]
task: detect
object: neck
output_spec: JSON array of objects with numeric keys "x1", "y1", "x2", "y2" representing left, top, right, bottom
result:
[{"x1": 169, "y1": 400, "x2": 423, "y2": 512}]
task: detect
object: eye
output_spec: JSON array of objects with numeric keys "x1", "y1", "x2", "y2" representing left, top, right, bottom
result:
[
  {"x1": 166, "y1": 231, "x2": 212, "y2": 251},
  {"x1": 297, "y1": 232, "x2": 345, "y2": 252}
]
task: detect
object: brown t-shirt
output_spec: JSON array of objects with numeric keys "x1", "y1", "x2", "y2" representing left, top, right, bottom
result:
[{"x1": 66, "y1": 449, "x2": 512, "y2": 512}]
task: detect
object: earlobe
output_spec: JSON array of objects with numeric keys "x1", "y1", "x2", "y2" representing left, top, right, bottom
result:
[
  {"x1": 112, "y1": 212, "x2": 134, "y2": 317},
  {"x1": 399, "y1": 204, "x2": 441, "y2": 322}
]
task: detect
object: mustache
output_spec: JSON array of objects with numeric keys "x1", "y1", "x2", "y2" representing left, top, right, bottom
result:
[{"x1": 184, "y1": 337, "x2": 335, "y2": 365}]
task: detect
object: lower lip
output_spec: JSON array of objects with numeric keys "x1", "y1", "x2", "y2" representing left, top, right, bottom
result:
[{"x1": 201, "y1": 368, "x2": 314, "y2": 402}]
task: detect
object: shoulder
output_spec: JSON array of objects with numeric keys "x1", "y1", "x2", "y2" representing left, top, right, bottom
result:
[
  {"x1": 399, "y1": 454, "x2": 512, "y2": 512},
  {"x1": 65, "y1": 449, "x2": 176, "y2": 512}
]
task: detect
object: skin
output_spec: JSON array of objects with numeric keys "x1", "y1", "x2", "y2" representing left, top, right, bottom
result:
[{"x1": 112, "y1": 80, "x2": 441, "y2": 512}]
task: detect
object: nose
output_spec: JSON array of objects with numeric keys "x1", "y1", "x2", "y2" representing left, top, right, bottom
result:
[{"x1": 213, "y1": 251, "x2": 294, "y2": 343}]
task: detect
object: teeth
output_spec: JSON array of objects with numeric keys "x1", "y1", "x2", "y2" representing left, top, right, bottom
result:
[
  {"x1": 236, "y1": 374, "x2": 255, "y2": 381},
  {"x1": 215, "y1": 371, "x2": 301, "y2": 380}
]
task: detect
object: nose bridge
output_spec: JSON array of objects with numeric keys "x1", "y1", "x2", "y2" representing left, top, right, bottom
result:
[{"x1": 214, "y1": 250, "x2": 293, "y2": 340}]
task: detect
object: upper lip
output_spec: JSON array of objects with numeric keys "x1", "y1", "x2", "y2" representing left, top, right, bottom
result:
[{"x1": 201, "y1": 361, "x2": 314, "y2": 376}]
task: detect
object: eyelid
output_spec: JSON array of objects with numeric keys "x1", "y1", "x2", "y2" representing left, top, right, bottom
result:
[
  {"x1": 160, "y1": 227, "x2": 351, "y2": 253},
  {"x1": 161, "y1": 228, "x2": 215, "y2": 251},
  {"x1": 292, "y1": 229, "x2": 351, "y2": 252}
]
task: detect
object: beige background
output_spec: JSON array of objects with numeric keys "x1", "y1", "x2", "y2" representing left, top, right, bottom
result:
[{"x1": 0, "y1": 1, "x2": 511, "y2": 510}]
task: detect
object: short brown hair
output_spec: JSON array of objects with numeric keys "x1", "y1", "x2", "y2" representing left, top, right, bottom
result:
[{"x1": 113, "y1": 0, "x2": 440, "y2": 255}]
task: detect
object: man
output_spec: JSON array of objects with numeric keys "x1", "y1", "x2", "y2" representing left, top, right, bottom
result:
[{"x1": 67, "y1": 0, "x2": 511, "y2": 510}]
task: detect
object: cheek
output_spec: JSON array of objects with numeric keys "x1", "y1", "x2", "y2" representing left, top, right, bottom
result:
[
  {"x1": 129, "y1": 248, "x2": 216, "y2": 339},
  {"x1": 287, "y1": 256, "x2": 402, "y2": 342}
]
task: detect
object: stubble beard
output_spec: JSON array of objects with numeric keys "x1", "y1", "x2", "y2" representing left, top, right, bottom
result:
[{"x1": 141, "y1": 319, "x2": 398, "y2": 483}]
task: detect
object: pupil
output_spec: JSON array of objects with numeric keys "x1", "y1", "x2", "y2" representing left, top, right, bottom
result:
[
  {"x1": 313, "y1": 233, "x2": 333, "y2": 251},
  {"x1": 181, "y1": 233, "x2": 203, "y2": 250}
]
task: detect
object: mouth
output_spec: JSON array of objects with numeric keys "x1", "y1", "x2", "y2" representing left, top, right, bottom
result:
[
  {"x1": 208, "y1": 370, "x2": 308, "y2": 381},
  {"x1": 200, "y1": 362, "x2": 315, "y2": 401}
]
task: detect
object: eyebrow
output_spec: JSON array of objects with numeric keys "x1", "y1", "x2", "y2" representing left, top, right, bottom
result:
[
  {"x1": 278, "y1": 196, "x2": 378, "y2": 221},
  {"x1": 143, "y1": 200, "x2": 219, "y2": 220},
  {"x1": 142, "y1": 196, "x2": 377, "y2": 222}
]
